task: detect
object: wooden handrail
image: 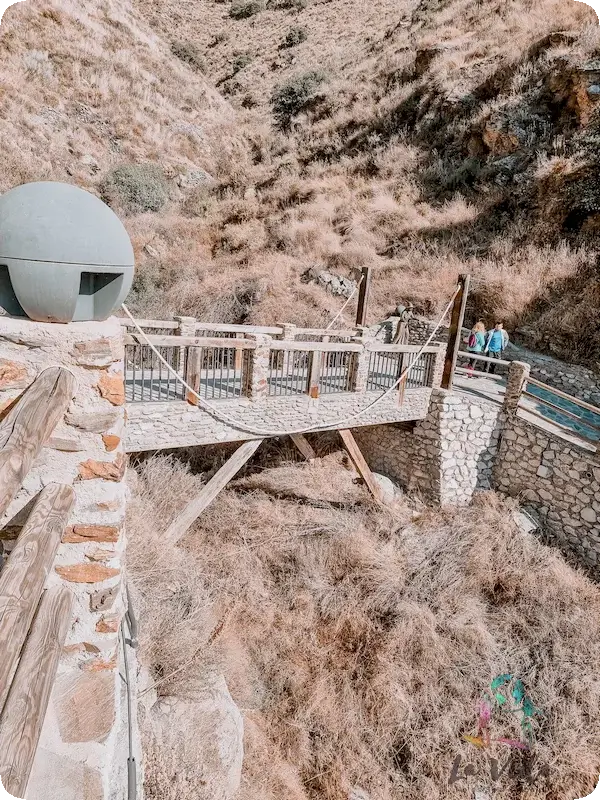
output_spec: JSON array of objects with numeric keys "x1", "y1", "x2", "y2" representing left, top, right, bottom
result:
[
  {"x1": 526, "y1": 377, "x2": 600, "y2": 417},
  {"x1": 522, "y1": 390, "x2": 600, "y2": 434},
  {"x1": 457, "y1": 349, "x2": 511, "y2": 366},
  {"x1": 195, "y1": 322, "x2": 283, "y2": 335},
  {"x1": 366, "y1": 343, "x2": 441, "y2": 354},
  {"x1": 270, "y1": 341, "x2": 363, "y2": 353},
  {"x1": 119, "y1": 318, "x2": 179, "y2": 329},
  {"x1": 0, "y1": 367, "x2": 76, "y2": 520},
  {"x1": 0, "y1": 586, "x2": 73, "y2": 797},
  {"x1": 124, "y1": 334, "x2": 256, "y2": 349},
  {"x1": 516, "y1": 407, "x2": 598, "y2": 450},
  {"x1": 0, "y1": 483, "x2": 75, "y2": 712}
]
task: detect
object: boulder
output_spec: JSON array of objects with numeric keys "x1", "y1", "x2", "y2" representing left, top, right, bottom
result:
[{"x1": 149, "y1": 673, "x2": 243, "y2": 800}]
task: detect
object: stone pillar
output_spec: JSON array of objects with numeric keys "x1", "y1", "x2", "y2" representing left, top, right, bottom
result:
[
  {"x1": 247, "y1": 334, "x2": 271, "y2": 400},
  {"x1": 173, "y1": 315, "x2": 196, "y2": 337},
  {"x1": 351, "y1": 337, "x2": 371, "y2": 393},
  {"x1": 277, "y1": 323, "x2": 296, "y2": 341},
  {"x1": 0, "y1": 315, "x2": 128, "y2": 800},
  {"x1": 431, "y1": 345, "x2": 447, "y2": 388},
  {"x1": 503, "y1": 360, "x2": 530, "y2": 414}
]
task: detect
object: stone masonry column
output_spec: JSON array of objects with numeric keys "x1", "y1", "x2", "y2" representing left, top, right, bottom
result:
[
  {"x1": 247, "y1": 334, "x2": 271, "y2": 400},
  {"x1": 431, "y1": 345, "x2": 446, "y2": 388},
  {"x1": 173, "y1": 315, "x2": 196, "y2": 337},
  {"x1": 351, "y1": 337, "x2": 371, "y2": 393},
  {"x1": 277, "y1": 323, "x2": 297, "y2": 341},
  {"x1": 503, "y1": 360, "x2": 530, "y2": 414},
  {"x1": 0, "y1": 315, "x2": 128, "y2": 800}
]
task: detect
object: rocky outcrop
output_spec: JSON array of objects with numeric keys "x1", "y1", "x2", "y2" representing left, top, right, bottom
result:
[{"x1": 149, "y1": 673, "x2": 244, "y2": 800}]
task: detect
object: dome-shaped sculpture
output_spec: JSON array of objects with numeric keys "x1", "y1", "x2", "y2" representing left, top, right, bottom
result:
[{"x1": 0, "y1": 181, "x2": 135, "y2": 323}]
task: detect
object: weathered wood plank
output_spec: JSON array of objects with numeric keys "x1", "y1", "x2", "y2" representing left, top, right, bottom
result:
[
  {"x1": 124, "y1": 334, "x2": 256, "y2": 349},
  {"x1": 290, "y1": 434, "x2": 316, "y2": 461},
  {"x1": 0, "y1": 586, "x2": 73, "y2": 797},
  {"x1": 271, "y1": 341, "x2": 362, "y2": 353},
  {"x1": 0, "y1": 367, "x2": 76, "y2": 519},
  {"x1": 185, "y1": 347, "x2": 203, "y2": 406},
  {"x1": 442, "y1": 274, "x2": 470, "y2": 391},
  {"x1": 308, "y1": 352, "x2": 321, "y2": 399},
  {"x1": 355, "y1": 266, "x2": 372, "y2": 327},
  {"x1": 195, "y1": 323, "x2": 282, "y2": 335},
  {"x1": 365, "y1": 343, "x2": 440, "y2": 354},
  {"x1": 119, "y1": 318, "x2": 179, "y2": 329},
  {"x1": 338, "y1": 429, "x2": 384, "y2": 503},
  {"x1": 0, "y1": 483, "x2": 75, "y2": 712},
  {"x1": 166, "y1": 439, "x2": 264, "y2": 545}
]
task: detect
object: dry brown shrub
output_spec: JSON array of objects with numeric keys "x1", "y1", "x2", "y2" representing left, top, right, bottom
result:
[{"x1": 128, "y1": 454, "x2": 600, "y2": 800}]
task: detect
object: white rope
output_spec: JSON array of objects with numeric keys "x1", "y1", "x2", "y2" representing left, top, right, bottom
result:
[
  {"x1": 121, "y1": 287, "x2": 458, "y2": 438},
  {"x1": 325, "y1": 275, "x2": 363, "y2": 331}
]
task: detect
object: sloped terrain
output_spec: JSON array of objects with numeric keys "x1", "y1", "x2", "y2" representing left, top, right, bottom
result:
[
  {"x1": 2, "y1": 0, "x2": 600, "y2": 361},
  {"x1": 128, "y1": 453, "x2": 600, "y2": 800}
]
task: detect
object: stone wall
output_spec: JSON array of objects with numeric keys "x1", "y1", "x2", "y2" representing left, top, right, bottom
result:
[
  {"x1": 0, "y1": 316, "x2": 132, "y2": 800},
  {"x1": 494, "y1": 417, "x2": 600, "y2": 569},
  {"x1": 125, "y1": 388, "x2": 433, "y2": 452},
  {"x1": 355, "y1": 389, "x2": 503, "y2": 505},
  {"x1": 356, "y1": 361, "x2": 600, "y2": 574},
  {"x1": 506, "y1": 342, "x2": 600, "y2": 407}
]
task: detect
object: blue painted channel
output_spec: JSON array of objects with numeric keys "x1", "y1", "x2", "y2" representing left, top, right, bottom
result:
[{"x1": 527, "y1": 383, "x2": 600, "y2": 443}]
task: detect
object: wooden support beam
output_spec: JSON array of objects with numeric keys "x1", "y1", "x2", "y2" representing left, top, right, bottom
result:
[
  {"x1": 338, "y1": 429, "x2": 384, "y2": 503},
  {"x1": 185, "y1": 346, "x2": 203, "y2": 406},
  {"x1": 308, "y1": 351, "x2": 321, "y2": 399},
  {"x1": 166, "y1": 439, "x2": 264, "y2": 545},
  {"x1": 355, "y1": 266, "x2": 372, "y2": 328},
  {"x1": 441, "y1": 273, "x2": 470, "y2": 391},
  {"x1": 290, "y1": 434, "x2": 316, "y2": 461},
  {"x1": 0, "y1": 367, "x2": 76, "y2": 520},
  {"x1": 0, "y1": 483, "x2": 75, "y2": 712},
  {"x1": 0, "y1": 586, "x2": 73, "y2": 797}
]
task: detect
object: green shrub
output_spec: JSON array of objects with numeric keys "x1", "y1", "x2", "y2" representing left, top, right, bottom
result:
[
  {"x1": 271, "y1": 70, "x2": 327, "y2": 126},
  {"x1": 268, "y1": 0, "x2": 307, "y2": 9},
  {"x1": 229, "y1": 0, "x2": 264, "y2": 18},
  {"x1": 282, "y1": 26, "x2": 307, "y2": 48},
  {"x1": 232, "y1": 52, "x2": 253, "y2": 73},
  {"x1": 170, "y1": 40, "x2": 204, "y2": 72},
  {"x1": 101, "y1": 164, "x2": 169, "y2": 215}
]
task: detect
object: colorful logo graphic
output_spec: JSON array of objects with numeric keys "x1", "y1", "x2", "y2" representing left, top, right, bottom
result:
[
  {"x1": 450, "y1": 674, "x2": 549, "y2": 788},
  {"x1": 464, "y1": 673, "x2": 540, "y2": 752},
  {"x1": 0, "y1": 776, "x2": 24, "y2": 800}
]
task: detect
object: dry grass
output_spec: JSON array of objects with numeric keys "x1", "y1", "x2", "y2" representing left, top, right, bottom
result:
[
  {"x1": 3, "y1": 0, "x2": 600, "y2": 366},
  {"x1": 128, "y1": 453, "x2": 600, "y2": 800}
]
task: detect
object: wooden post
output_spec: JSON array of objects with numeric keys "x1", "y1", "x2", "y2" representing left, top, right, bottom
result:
[
  {"x1": 441, "y1": 273, "x2": 470, "y2": 391},
  {"x1": 166, "y1": 439, "x2": 264, "y2": 545},
  {"x1": 0, "y1": 483, "x2": 75, "y2": 713},
  {"x1": 355, "y1": 266, "x2": 372, "y2": 328},
  {"x1": 338, "y1": 429, "x2": 384, "y2": 503},
  {"x1": 0, "y1": 586, "x2": 73, "y2": 797},
  {"x1": 308, "y1": 349, "x2": 321, "y2": 399},
  {"x1": 185, "y1": 346, "x2": 203, "y2": 406},
  {"x1": 0, "y1": 367, "x2": 76, "y2": 520},
  {"x1": 290, "y1": 434, "x2": 316, "y2": 461}
]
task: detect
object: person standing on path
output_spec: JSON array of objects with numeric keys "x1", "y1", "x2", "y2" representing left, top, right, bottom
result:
[
  {"x1": 465, "y1": 321, "x2": 486, "y2": 377},
  {"x1": 484, "y1": 322, "x2": 509, "y2": 374},
  {"x1": 392, "y1": 302, "x2": 414, "y2": 345}
]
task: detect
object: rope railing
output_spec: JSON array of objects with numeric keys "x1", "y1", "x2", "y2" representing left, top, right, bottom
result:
[{"x1": 121, "y1": 284, "x2": 459, "y2": 437}]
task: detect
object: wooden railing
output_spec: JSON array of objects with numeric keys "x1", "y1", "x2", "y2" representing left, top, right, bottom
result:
[
  {"x1": 124, "y1": 333, "x2": 442, "y2": 403},
  {"x1": 0, "y1": 368, "x2": 76, "y2": 797},
  {"x1": 519, "y1": 376, "x2": 600, "y2": 452}
]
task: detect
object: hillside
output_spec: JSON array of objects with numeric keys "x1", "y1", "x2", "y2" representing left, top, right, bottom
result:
[{"x1": 2, "y1": 0, "x2": 600, "y2": 364}]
